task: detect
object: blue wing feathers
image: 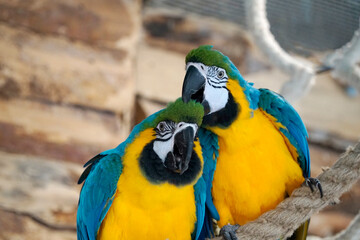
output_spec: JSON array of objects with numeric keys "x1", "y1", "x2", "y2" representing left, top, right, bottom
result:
[
  {"x1": 198, "y1": 206, "x2": 214, "y2": 240},
  {"x1": 198, "y1": 128, "x2": 220, "y2": 221},
  {"x1": 77, "y1": 150, "x2": 123, "y2": 240},
  {"x1": 258, "y1": 88, "x2": 310, "y2": 177},
  {"x1": 194, "y1": 127, "x2": 221, "y2": 239},
  {"x1": 77, "y1": 110, "x2": 166, "y2": 240},
  {"x1": 195, "y1": 128, "x2": 220, "y2": 239},
  {"x1": 193, "y1": 177, "x2": 206, "y2": 240},
  {"x1": 78, "y1": 154, "x2": 104, "y2": 184}
]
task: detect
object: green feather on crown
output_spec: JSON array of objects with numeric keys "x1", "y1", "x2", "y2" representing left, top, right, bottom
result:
[
  {"x1": 185, "y1": 45, "x2": 232, "y2": 75},
  {"x1": 155, "y1": 98, "x2": 204, "y2": 126}
]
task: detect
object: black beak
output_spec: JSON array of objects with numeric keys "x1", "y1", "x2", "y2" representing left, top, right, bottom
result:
[
  {"x1": 164, "y1": 126, "x2": 195, "y2": 175},
  {"x1": 182, "y1": 66, "x2": 206, "y2": 105}
]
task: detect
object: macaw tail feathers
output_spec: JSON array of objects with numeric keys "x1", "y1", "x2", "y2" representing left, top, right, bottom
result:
[
  {"x1": 289, "y1": 220, "x2": 309, "y2": 240},
  {"x1": 198, "y1": 207, "x2": 215, "y2": 240}
]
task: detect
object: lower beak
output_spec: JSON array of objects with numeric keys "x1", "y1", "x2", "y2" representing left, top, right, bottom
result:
[
  {"x1": 182, "y1": 66, "x2": 206, "y2": 104},
  {"x1": 169, "y1": 126, "x2": 195, "y2": 175}
]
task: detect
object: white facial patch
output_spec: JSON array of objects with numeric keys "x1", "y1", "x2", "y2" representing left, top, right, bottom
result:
[
  {"x1": 152, "y1": 122, "x2": 198, "y2": 163},
  {"x1": 187, "y1": 62, "x2": 229, "y2": 114},
  {"x1": 204, "y1": 84, "x2": 229, "y2": 114},
  {"x1": 153, "y1": 137, "x2": 174, "y2": 163}
]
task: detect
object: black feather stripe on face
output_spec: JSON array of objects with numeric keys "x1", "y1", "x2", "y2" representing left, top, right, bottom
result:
[
  {"x1": 139, "y1": 141, "x2": 202, "y2": 186},
  {"x1": 202, "y1": 93, "x2": 239, "y2": 128}
]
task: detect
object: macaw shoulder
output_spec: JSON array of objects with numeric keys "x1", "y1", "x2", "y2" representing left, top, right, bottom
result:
[
  {"x1": 257, "y1": 88, "x2": 310, "y2": 177},
  {"x1": 77, "y1": 150, "x2": 123, "y2": 240},
  {"x1": 77, "y1": 112, "x2": 161, "y2": 240}
]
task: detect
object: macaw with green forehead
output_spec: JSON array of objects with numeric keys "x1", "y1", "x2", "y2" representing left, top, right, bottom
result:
[
  {"x1": 182, "y1": 45, "x2": 323, "y2": 240},
  {"x1": 77, "y1": 99, "x2": 211, "y2": 240}
]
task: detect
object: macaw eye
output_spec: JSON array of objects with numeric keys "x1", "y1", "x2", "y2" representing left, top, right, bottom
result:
[
  {"x1": 157, "y1": 122, "x2": 166, "y2": 132},
  {"x1": 217, "y1": 70, "x2": 225, "y2": 78}
]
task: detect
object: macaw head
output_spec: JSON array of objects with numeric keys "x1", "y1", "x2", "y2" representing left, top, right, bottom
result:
[
  {"x1": 182, "y1": 45, "x2": 258, "y2": 128},
  {"x1": 137, "y1": 98, "x2": 204, "y2": 186}
]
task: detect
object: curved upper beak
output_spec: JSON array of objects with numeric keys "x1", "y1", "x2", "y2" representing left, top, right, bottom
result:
[
  {"x1": 165, "y1": 126, "x2": 196, "y2": 175},
  {"x1": 182, "y1": 65, "x2": 206, "y2": 104}
]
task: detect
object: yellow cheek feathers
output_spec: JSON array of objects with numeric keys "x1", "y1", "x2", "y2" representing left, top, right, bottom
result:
[{"x1": 226, "y1": 79, "x2": 253, "y2": 119}]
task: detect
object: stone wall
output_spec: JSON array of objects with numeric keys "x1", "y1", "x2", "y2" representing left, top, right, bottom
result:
[
  {"x1": 0, "y1": 1, "x2": 141, "y2": 239},
  {"x1": 0, "y1": 0, "x2": 141, "y2": 163}
]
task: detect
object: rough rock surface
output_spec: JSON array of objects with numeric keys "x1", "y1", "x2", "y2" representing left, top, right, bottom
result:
[
  {"x1": 0, "y1": 0, "x2": 141, "y2": 162},
  {"x1": 0, "y1": 1, "x2": 140, "y2": 238},
  {"x1": 0, "y1": 151, "x2": 80, "y2": 240}
]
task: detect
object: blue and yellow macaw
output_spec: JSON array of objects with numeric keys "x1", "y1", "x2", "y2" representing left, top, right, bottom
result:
[
  {"x1": 77, "y1": 99, "x2": 210, "y2": 240},
  {"x1": 181, "y1": 45, "x2": 323, "y2": 240}
]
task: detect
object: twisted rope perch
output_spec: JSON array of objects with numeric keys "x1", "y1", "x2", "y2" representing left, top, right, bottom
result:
[{"x1": 210, "y1": 141, "x2": 360, "y2": 240}]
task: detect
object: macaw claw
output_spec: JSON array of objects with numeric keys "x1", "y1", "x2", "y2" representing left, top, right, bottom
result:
[
  {"x1": 304, "y1": 177, "x2": 323, "y2": 198},
  {"x1": 220, "y1": 224, "x2": 240, "y2": 240}
]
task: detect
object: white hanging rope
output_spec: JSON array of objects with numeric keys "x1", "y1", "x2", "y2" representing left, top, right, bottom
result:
[
  {"x1": 323, "y1": 24, "x2": 360, "y2": 92},
  {"x1": 244, "y1": 0, "x2": 315, "y2": 103}
]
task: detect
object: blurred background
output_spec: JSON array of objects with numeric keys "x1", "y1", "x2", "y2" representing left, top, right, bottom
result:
[{"x1": 0, "y1": 0, "x2": 359, "y2": 239}]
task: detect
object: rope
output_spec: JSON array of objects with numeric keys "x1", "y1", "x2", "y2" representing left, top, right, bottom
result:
[
  {"x1": 307, "y1": 211, "x2": 360, "y2": 240},
  {"x1": 323, "y1": 26, "x2": 360, "y2": 92},
  {"x1": 244, "y1": 0, "x2": 315, "y2": 103},
  {"x1": 326, "y1": 210, "x2": 360, "y2": 240},
  {"x1": 210, "y1": 141, "x2": 360, "y2": 240}
]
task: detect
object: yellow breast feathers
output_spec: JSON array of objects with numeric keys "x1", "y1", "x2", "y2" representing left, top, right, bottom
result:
[
  {"x1": 98, "y1": 128, "x2": 203, "y2": 240},
  {"x1": 210, "y1": 79, "x2": 304, "y2": 226}
]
